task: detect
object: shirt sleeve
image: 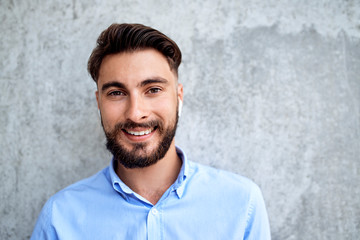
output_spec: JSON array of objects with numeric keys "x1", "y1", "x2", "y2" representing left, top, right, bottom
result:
[
  {"x1": 30, "y1": 198, "x2": 59, "y2": 240},
  {"x1": 244, "y1": 184, "x2": 271, "y2": 240}
]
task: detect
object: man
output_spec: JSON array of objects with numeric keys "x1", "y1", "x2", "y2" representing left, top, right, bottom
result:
[{"x1": 31, "y1": 23, "x2": 271, "y2": 239}]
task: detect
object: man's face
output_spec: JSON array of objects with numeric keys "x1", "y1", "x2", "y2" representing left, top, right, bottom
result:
[{"x1": 96, "y1": 49, "x2": 183, "y2": 168}]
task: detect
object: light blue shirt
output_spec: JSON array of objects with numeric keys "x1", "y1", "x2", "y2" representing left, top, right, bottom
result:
[{"x1": 31, "y1": 147, "x2": 271, "y2": 239}]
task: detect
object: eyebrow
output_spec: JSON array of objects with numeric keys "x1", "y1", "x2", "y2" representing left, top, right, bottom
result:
[
  {"x1": 138, "y1": 78, "x2": 168, "y2": 87},
  {"x1": 101, "y1": 78, "x2": 169, "y2": 92},
  {"x1": 101, "y1": 81, "x2": 126, "y2": 92}
]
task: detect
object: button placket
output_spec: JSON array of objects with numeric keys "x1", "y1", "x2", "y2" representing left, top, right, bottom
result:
[
  {"x1": 147, "y1": 207, "x2": 162, "y2": 240},
  {"x1": 151, "y1": 208, "x2": 158, "y2": 215}
]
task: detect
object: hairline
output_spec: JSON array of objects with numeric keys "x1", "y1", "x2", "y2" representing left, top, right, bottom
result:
[{"x1": 97, "y1": 48, "x2": 179, "y2": 85}]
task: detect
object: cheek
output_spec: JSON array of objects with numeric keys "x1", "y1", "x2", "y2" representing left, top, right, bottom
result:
[
  {"x1": 154, "y1": 99, "x2": 177, "y2": 120},
  {"x1": 100, "y1": 103, "x2": 124, "y2": 126}
]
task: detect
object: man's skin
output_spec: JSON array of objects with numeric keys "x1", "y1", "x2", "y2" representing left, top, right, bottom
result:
[{"x1": 96, "y1": 49, "x2": 184, "y2": 205}]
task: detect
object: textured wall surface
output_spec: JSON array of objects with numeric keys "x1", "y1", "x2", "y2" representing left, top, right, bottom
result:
[{"x1": 1, "y1": 0, "x2": 359, "y2": 239}]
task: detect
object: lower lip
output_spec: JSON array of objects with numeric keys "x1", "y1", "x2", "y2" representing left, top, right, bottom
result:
[{"x1": 122, "y1": 129, "x2": 156, "y2": 142}]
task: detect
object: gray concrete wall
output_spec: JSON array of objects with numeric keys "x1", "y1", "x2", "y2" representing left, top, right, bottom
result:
[{"x1": 1, "y1": 0, "x2": 359, "y2": 239}]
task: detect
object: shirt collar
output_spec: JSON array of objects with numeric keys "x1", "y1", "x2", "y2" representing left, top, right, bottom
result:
[
  {"x1": 172, "y1": 146, "x2": 189, "y2": 198},
  {"x1": 108, "y1": 146, "x2": 190, "y2": 199},
  {"x1": 108, "y1": 158, "x2": 133, "y2": 201}
]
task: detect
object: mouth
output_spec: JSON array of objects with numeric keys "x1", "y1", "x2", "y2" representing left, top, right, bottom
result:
[{"x1": 123, "y1": 127, "x2": 157, "y2": 136}]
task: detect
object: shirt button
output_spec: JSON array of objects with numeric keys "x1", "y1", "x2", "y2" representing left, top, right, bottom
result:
[{"x1": 151, "y1": 208, "x2": 158, "y2": 215}]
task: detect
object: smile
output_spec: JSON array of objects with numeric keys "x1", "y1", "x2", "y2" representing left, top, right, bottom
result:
[{"x1": 124, "y1": 128, "x2": 155, "y2": 136}]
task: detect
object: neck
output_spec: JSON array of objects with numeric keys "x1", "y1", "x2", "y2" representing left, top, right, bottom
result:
[{"x1": 115, "y1": 141, "x2": 182, "y2": 205}]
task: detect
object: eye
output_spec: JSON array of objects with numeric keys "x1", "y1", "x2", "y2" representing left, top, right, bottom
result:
[
  {"x1": 108, "y1": 90, "x2": 126, "y2": 96},
  {"x1": 148, "y1": 87, "x2": 162, "y2": 94}
]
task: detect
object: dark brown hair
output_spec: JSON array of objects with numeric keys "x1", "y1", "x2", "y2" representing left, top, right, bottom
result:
[{"x1": 87, "y1": 23, "x2": 182, "y2": 83}]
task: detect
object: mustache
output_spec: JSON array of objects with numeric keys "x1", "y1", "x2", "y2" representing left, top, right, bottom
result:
[{"x1": 113, "y1": 120, "x2": 162, "y2": 132}]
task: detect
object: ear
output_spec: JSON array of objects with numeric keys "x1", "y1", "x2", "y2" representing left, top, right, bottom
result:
[
  {"x1": 95, "y1": 91, "x2": 100, "y2": 109},
  {"x1": 177, "y1": 83, "x2": 183, "y2": 102}
]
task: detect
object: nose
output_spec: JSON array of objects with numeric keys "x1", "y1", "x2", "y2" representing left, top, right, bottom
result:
[{"x1": 124, "y1": 94, "x2": 149, "y2": 122}]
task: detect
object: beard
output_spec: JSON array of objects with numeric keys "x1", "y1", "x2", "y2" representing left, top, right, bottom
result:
[{"x1": 103, "y1": 110, "x2": 179, "y2": 169}]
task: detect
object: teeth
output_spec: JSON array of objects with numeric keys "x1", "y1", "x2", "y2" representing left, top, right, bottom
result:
[{"x1": 126, "y1": 128, "x2": 153, "y2": 136}]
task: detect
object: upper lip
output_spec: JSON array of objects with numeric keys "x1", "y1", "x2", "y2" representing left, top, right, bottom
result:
[{"x1": 123, "y1": 127, "x2": 155, "y2": 136}]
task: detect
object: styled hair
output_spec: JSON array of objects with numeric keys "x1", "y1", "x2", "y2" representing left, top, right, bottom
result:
[{"x1": 87, "y1": 23, "x2": 182, "y2": 83}]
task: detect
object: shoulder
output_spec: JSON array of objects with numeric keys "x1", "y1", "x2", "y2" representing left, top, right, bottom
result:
[
  {"x1": 188, "y1": 160, "x2": 257, "y2": 187},
  {"x1": 43, "y1": 166, "x2": 111, "y2": 210},
  {"x1": 34, "y1": 166, "x2": 111, "y2": 221},
  {"x1": 182, "y1": 160, "x2": 269, "y2": 233},
  {"x1": 187, "y1": 160, "x2": 262, "y2": 199},
  {"x1": 31, "y1": 167, "x2": 111, "y2": 239},
  {"x1": 60, "y1": 166, "x2": 109, "y2": 192}
]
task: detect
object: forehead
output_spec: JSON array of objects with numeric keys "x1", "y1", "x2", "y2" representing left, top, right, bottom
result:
[{"x1": 98, "y1": 49, "x2": 176, "y2": 87}]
